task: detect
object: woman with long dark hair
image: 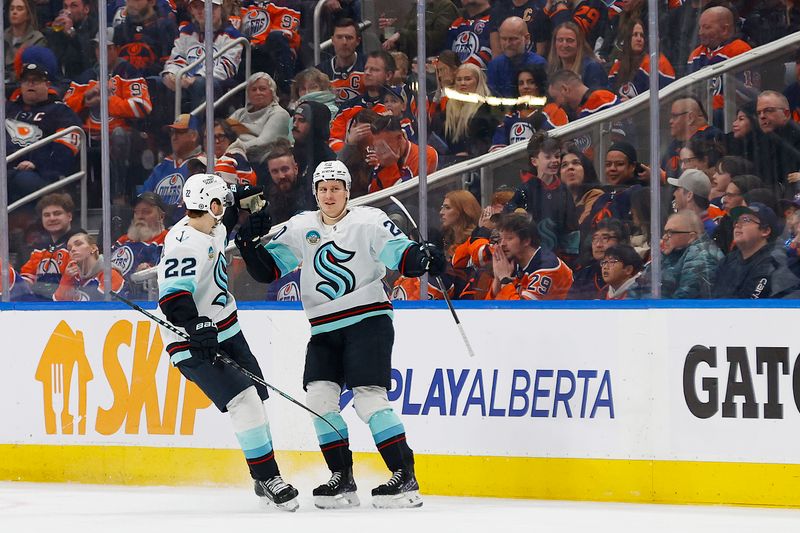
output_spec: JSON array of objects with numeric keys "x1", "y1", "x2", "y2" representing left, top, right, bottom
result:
[
  {"x1": 490, "y1": 65, "x2": 568, "y2": 152},
  {"x1": 608, "y1": 20, "x2": 675, "y2": 100}
]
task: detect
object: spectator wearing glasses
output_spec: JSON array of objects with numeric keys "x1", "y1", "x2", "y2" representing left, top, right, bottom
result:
[
  {"x1": 486, "y1": 212, "x2": 573, "y2": 300},
  {"x1": 600, "y1": 244, "x2": 643, "y2": 300},
  {"x1": 568, "y1": 218, "x2": 629, "y2": 300},
  {"x1": 756, "y1": 90, "x2": 800, "y2": 195},
  {"x1": 652, "y1": 210, "x2": 723, "y2": 299},
  {"x1": 712, "y1": 202, "x2": 800, "y2": 298},
  {"x1": 662, "y1": 96, "x2": 722, "y2": 179}
]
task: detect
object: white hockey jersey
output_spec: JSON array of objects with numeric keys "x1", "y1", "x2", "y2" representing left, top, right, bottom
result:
[
  {"x1": 158, "y1": 217, "x2": 239, "y2": 364},
  {"x1": 264, "y1": 206, "x2": 416, "y2": 334}
]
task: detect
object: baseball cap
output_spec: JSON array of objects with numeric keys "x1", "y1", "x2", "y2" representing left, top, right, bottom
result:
[
  {"x1": 166, "y1": 113, "x2": 200, "y2": 132},
  {"x1": 779, "y1": 192, "x2": 800, "y2": 211},
  {"x1": 20, "y1": 63, "x2": 49, "y2": 82},
  {"x1": 135, "y1": 192, "x2": 167, "y2": 212},
  {"x1": 730, "y1": 202, "x2": 779, "y2": 236},
  {"x1": 607, "y1": 141, "x2": 637, "y2": 164},
  {"x1": 667, "y1": 169, "x2": 711, "y2": 199},
  {"x1": 92, "y1": 27, "x2": 115, "y2": 44}
]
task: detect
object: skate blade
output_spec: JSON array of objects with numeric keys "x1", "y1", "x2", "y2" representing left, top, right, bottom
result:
[
  {"x1": 372, "y1": 490, "x2": 423, "y2": 509},
  {"x1": 258, "y1": 495, "x2": 300, "y2": 513},
  {"x1": 314, "y1": 492, "x2": 361, "y2": 509}
]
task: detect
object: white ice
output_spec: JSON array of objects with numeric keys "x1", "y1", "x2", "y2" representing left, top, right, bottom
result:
[{"x1": 2, "y1": 481, "x2": 800, "y2": 533}]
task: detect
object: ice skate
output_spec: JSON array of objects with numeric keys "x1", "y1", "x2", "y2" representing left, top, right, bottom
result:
[
  {"x1": 371, "y1": 467, "x2": 423, "y2": 509},
  {"x1": 313, "y1": 467, "x2": 360, "y2": 509},
  {"x1": 254, "y1": 475, "x2": 299, "y2": 512}
]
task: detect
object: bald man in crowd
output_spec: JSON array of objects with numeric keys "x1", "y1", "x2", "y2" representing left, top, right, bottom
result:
[
  {"x1": 756, "y1": 90, "x2": 800, "y2": 193},
  {"x1": 486, "y1": 17, "x2": 546, "y2": 97},
  {"x1": 687, "y1": 6, "x2": 752, "y2": 116},
  {"x1": 661, "y1": 96, "x2": 722, "y2": 178}
]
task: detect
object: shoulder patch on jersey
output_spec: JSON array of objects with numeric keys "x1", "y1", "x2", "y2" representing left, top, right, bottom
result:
[
  {"x1": 306, "y1": 230, "x2": 321, "y2": 245},
  {"x1": 208, "y1": 246, "x2": 214, "y2": 260}
]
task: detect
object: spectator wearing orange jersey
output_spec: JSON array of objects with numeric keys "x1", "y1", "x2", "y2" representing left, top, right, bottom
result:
[
  {"x1": 547, "y1": 68, "x2": 618, "y2": 122},
  {"x1": 19, "y1": 192, "x2": 81, "y2": 301},
  {"x1": 366, "y1": 115, "x2": 439, "y2": 194},
  {"x1": 487, "y1": 212, "x2": 573, "y2": 300}
]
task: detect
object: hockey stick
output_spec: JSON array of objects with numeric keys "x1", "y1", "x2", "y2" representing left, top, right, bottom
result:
[
  {"x1": 110, "y1": 291, "x2": 345, "y2": 440},
  {"x1": 389, "y1": 195, "x2": 476, "y2": 358}
]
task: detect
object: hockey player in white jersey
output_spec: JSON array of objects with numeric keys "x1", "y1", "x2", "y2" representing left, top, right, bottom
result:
[
  {"x1": 157, "y1": 173, "x2": 299, "y2": 512},
  {"x1": 234, "y1": 160, "x2": 446, "y2": 509}
]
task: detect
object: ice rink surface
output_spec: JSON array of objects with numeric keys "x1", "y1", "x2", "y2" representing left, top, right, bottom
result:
[{"x1": 2, "y1": 482, "x2": 800, "y2": 533}]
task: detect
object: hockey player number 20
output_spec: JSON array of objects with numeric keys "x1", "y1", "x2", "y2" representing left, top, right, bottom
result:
[{"x1": 164, "y1": 257, "x2": 197, "y2": 278}]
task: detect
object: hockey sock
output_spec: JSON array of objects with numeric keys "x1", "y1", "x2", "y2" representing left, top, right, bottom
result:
[
  {"x1": 313, "y1": 412, "x2": 353, "y2": 472},
  {"x1": 368, "y1": 408, "x2": 414, "y2": 471},
  {"x1": 228, "y1": 387, "x2": 279, "y2": 481}
]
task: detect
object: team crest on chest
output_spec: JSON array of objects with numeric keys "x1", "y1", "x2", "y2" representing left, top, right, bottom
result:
[
  {"x1": 313, "y1": 241, "x2": 356, "y2": 300},
  {"x1": 208, "y1": 246, "x2": 214, "y2": 260}
]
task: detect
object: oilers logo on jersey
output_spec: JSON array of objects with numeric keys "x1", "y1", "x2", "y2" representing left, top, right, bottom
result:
[
  {"x1": 154, "y1": 173, "x2": 185, "y2": 206},
  {"x1": 335, "y1": 74, "x2": 364, "y2": 103},
  {"x1": 618, "y1": 82, "x2": 638, "y2": 100},
  {"x1": 110, "y1": 246, "x2": 135, "y2": 276},
  {"x1": 36, "y1": 257, "x2": 63, "y2": 276},
  {"x1": 510, "y1": 122, "x2": 534, "y2": 145},
  {"x1": 6, "y1": 119, "x2": 43, "y2": 148},
  {"x1": 313, "y1": 242, "x2": 356, "y2": 300},
  {"x1": 452, "y1": 31, "x2": 481, "y2": 64},
  {"x1": 185, "y1": 44, "x2": 219, "y2": 74},
  {"x1": 242, "y1": 9, "x2": 270, "y2": 37},
  {"x1": 277, "y1": 281, "x2": 300, "y2": 301}
]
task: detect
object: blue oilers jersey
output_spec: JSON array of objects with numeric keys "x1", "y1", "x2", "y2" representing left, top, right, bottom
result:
[
  {"x1": 141, "y1": 153, "x2": 203, "y2": 207},
  {"x1": 446, "y1": 10, "x2": 493, "y2": 68},
  {"x1": 262, "y1": 206, "x2": 416, "y2": 334}
]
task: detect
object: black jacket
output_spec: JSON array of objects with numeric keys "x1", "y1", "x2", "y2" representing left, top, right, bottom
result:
[{"x1": 711, "y1": 243, "x2": 799, "y2": 298}]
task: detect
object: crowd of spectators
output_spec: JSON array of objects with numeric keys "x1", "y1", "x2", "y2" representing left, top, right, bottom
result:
[{"x1": 4, "y1": 0, "x2": 800, "y2": 301}]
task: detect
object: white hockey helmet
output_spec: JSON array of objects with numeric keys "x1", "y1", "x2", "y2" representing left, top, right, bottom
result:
[
  {"x1": 183, "y1": 173, "x2": 233, "y2": 220},
  {"x1": 312, "y1": 160, "x2": 351, "y2": 193}
]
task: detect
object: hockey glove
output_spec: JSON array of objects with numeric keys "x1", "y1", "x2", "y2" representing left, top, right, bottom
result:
[
  {"x1": 230, "y1": 183, "x2": 267, "y2": 213},
  {"x1": 186, "y1": 316, "x2": 219, "y2": 364},
  {"x1": 236, "y1": 210, "x2": 272, "y2": 244},
  {"x1": 422, "y1": 242, "x2": 447, "y2": 276}
]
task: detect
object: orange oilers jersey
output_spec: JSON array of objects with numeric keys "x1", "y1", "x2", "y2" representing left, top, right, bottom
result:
[
  {"x1": 20, "y1": 243, "x2": 71, "y2": 287},
  {"x1": 390, "y1": 276, "x2": 450, "y2": 300},
  {"x1": 328, "y1": 97, "x2": 388, "y2": 152},
  {"x1": 64, "y1": 75, "x2": 152, "y2": 138},
  {"x1": 235, "y1": 2, "x2": 301, "y2": 51},
  {"x1": 577, "y1": 89, "x2": 619, "y2": 119},
  {"x1": 367, "y1": 142, "x2": 439, "y2": 193},
  {"x1": 487, "y1": 247, "x2": 573, "y2": 300},
  {"x1": 214, "y1": 152, "x2": 258, "y2": 186}
]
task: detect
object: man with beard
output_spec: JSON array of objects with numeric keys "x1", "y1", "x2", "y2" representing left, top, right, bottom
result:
[
  {"x1": 112, "y1": 0, "x2": 178, "y2": 76},
  {"x1": 292, "y1": 101, "x2": 335, "y2": 195},
  {"x1": 265, "y1": 140, "x2": 314, "y2": 224},
  {"x1": 110, "y1": 192, "x2": 169, "y2": 298}
]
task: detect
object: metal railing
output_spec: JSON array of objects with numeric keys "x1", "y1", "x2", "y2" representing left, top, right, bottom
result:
[
  {"x1": 133, "y1": 30, "x2": 800, "y2": 287},
  {"x1": 7, "y1": 126, "x2": 88, "y2": 229},
  {"x1": 174, "y1": 37, "x2": 251, "y2": 120}
]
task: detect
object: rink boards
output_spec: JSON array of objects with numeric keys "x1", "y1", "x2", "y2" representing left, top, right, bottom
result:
[{"x1": 2, "y1": 301, "x2": 800, "y2": 507}]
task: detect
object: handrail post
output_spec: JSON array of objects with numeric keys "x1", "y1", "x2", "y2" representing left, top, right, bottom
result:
[
  {"x1": 313, "y1": 0, "x2": 325, "y2": 66},
  {"x1": 79, "y1": 129, "x2": 88, "y2": 229},
  {"x1": 723, "y1": 72, "x2": 736, "y2": 132},
  {"x1": 0, "y1": 0, "x2": 8, "y2": 302}
]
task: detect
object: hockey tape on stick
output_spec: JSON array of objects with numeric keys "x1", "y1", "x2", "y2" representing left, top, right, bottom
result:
[
  {"x1": 389, "y1": 196, "x2": 476, "y2": 358},
  {"x1": 110, "y1": 291, "x2": 346, "y2": 441}
]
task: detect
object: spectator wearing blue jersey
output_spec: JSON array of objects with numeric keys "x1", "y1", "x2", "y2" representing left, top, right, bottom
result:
[
  {"x1": 486, "y1": 17, "x2": 546, "y2": 97},
  {"x1": 141, "y1": 113, "x2": 205, "y2": 218},
  {"x1": 110, "y1": 192, "x2": 168, "y2": 299},
  {"x1": 546, "y1": 22, "x2": 607, "y2": 90}
]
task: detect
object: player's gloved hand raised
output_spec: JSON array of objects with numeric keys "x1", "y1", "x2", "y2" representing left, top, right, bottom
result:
[
  {"x1": 420, "y1": 242, "x2": 447, "y2": 276},
  {"x1": 186, "y1": 316, "x2": 218, "y2": 364},
  {"x1": 230, "y1": 183, "x2": 266, "y2": 213},
  {"x1": 236, "y1": 210, "x2": 272, "y2": 244}
]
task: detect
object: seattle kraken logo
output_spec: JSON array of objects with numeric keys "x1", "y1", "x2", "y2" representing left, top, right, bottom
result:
[
  {"x1": 314, "y1": 242, "x2": 356, "y2": 300},
  {"x1": 212, "y1": 252, "x2": 228, "y2": 307}
]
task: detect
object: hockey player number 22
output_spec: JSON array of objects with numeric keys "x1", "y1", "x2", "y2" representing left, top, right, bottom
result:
[{"x1": 164, "y1": 257, "x2": 197, "y2": 278}]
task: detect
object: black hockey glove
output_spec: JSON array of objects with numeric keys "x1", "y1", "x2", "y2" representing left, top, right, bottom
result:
[
  {"x1": 230, "y1": 183, "x2": 266, "y2": 213},
  {"x1": 401, "y1": 241, "x2": 447, "y2": 277},
  {"x1": 422, "y1": 242, "x2": 447, "y2": 276},
  {"x1": 236, "y1": 210, "x2": 272, "y2": 244},
  {"x1": 186, "y1": 316, "x2": 219, "y2": 364}
]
